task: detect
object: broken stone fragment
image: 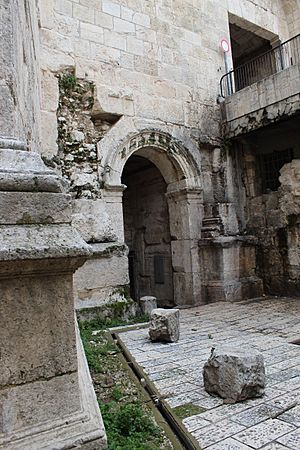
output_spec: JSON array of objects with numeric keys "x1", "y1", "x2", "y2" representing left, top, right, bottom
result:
[
  {"x1": 203, "y1": 347, "x2": 266, "y2": 403},
  {"x1": 149, "y1": 308, "x2": 180, "y2": 343},
  {"x1": 70, "y1": 130, "x2": 84, "y2": 142},
  {"x1": 140, "y1": 296, "x2": 157, "y2": 315}
]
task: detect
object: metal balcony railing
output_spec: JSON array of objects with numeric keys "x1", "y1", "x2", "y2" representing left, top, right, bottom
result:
[{"x1": 220, "y1": 33, "x2": 300, "y2": 98}]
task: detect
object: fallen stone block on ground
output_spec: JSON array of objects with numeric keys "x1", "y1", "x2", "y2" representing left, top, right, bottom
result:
[
  {"x1": 203, "y1": 346, "x2": 266, "y2": 403},
  {"x1": 149, "y1": 308, "x2": 180, "y2": 343}
]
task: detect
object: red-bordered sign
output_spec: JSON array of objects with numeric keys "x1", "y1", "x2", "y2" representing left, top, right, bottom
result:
[{"x1": 220, "y1": 38, "x2": 230, "y2": 53}]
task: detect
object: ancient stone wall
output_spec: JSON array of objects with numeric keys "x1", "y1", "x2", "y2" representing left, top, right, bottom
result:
[
  {"x1": 56, "y1": 72, "x2": 103, "y2": 200},
  {"x1": 281, "y1": 0, "x2": 300, "y2": 37},
  {"x1": 227, "y1": 130, "x2": 300, "y2": 296},
  {"x1": 37, "y1": 0, "x2": 289, "y2": 159},
  {"x1": 35, "y1": 0, "x2": 296, "y2": 309}
]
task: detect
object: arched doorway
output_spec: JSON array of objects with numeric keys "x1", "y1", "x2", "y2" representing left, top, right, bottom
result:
[
  {"x1": 122, "y1": 155, "x2": 174, "y2": 307},
  {"x1": 101, "y1": 129, "x2": 203, "y2": 307}
]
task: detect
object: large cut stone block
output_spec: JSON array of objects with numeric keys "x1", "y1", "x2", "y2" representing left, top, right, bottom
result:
[
  {"x1": 149, "y1": 308, "x2": 180, "y2": 342},
  {"x1": 203, "y1": 347, "x2": 266, "y2": 403}
]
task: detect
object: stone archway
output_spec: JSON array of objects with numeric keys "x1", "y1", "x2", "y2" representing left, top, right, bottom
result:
[
  {"x1": 101, "y1": 130, "x2": 204, "y2": 307},
  {"x1": 101, "y1": 129, "x2": 201, "y2": 189}
]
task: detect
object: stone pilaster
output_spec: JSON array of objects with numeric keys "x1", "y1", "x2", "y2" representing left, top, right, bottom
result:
[
  {"x1": 166, "y1": 187, "x2": 203, "y2": 306},
  {"x1": 0, "y1": 1, "x2": 106, "y2": 448},
  {"x1": 0, "y1": 140, "x2": 107, "y2": 449}
]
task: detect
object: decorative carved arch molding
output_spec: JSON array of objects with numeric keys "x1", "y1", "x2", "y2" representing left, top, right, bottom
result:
[
  {"x1": 100, "y1": 129, "x2": 204, "y2": 307},
  {"x1": 101, "y1": 129, "x2": 202, "y2": 193}
]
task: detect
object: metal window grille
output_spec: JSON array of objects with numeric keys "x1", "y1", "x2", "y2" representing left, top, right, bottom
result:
[
  {"x1": 220, "y1": 34, "x2": 300, "y2": 97},
  {"x1": 261, "y1": 149, "x2": 293, "y2": 193}
]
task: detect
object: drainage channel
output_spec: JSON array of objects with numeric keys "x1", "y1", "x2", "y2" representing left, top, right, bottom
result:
[{"x1": 110, "y1": 329, "x2": 201, "y2": 450}]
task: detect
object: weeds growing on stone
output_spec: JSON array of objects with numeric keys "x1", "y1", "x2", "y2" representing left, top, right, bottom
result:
[
  {"x1": 59, "y1": 72, "x2": 77, "y2": 91},
  {"x1": 79, "y1": 316, "x2": 173, "y2": 450},
  {"x1": 102, "y1": 402, "x2": 162, "y2": 450}
]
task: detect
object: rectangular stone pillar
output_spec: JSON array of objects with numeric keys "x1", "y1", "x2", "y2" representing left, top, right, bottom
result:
[
  {"x1": 102, "y1": 184, "x2": 127, "y2": 242},
  {"x1": 166, "y1": 187, "x2": 203, "y2": 306},
  {"x1": 199, "y1": 236, "x2": 263, "y2": 303},
  {"x1": 0, "y1": 143, "x2": 107, "y2": 449}
]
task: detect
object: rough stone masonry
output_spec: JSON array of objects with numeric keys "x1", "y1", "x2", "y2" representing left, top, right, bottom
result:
[{"x1": 36, "y1": 0, "x2": 300, "y2": 317}]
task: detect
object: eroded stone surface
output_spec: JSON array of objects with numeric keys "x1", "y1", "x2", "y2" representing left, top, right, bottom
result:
[
  {"x1": 140, "y1": 296, "x2": 157, "y2": 315},
  {"x1": 203, "y1": 347, "x2": 266, "y2": 403},
  {"x1": 149, "y1": 308, "x2": 180, "y2": 343}
]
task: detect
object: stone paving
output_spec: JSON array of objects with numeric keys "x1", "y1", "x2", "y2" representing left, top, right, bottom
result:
[{"x1": 118, "y1": 297, "x2": 300, "y2": 449}]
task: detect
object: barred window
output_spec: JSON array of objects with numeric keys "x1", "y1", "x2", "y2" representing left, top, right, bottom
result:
[{"x1": 261, "y1": 149, "x2": 293, "y2": 192}]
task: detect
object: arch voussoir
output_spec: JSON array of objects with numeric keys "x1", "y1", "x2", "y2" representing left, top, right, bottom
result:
[{"x1": 101, "y1": 129, "x2": 202, "y2": 191}]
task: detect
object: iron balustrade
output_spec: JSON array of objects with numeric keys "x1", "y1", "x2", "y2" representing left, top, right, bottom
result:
[{"x1": 220, "y1": 33, "x2": 300, "y2": 98}]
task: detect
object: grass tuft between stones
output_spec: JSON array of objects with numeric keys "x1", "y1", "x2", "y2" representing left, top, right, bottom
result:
[{"x1": 172, "y1": 403, "x2": 206, "y2": 419}]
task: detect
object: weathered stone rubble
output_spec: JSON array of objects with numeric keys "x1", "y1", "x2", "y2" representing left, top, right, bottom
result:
[
  {"x1": 149, "y1": 308, "x2": 180, "y2": 343},
  {"x1": 203, "y1": 347, "x2": 266, "y2": 403}
]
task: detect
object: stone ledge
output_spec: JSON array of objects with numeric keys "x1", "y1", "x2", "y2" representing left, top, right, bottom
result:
[
  {"x1": 0, "y1": 148, "x2": 65, "y2": 193},
  {"x1": 222, "y1": 63, "x2": 300, "y2": 125},
  {"x1": 89, "y1": 241, "x2": 128, "y2": 258},
  {"x1": 0, "y1": 224, "x2": 92, "y2": 261},
  {"x1": 0, "y1": 172, "x2": 64, "y2": 193},
  {"x1": 0, "y1": 138, "x2": 27, "y2": 150},
  {"x1": 198, "y1": 235, "x2": 259, "y2": 248},
  {"x1": 223, "y1": 93, "x2": 300, "y2": 138}
]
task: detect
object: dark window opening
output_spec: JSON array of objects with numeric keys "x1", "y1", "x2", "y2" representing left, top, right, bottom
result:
[
  {"x1": 230, "y1": 23, "x2": 272, "y2": 68},
  {"x1": 154, "y1": 255, "x2": 165, "y2": 284},
  {"x1": 261, "y1": 149, "x2": 293, "y2": 193},
  {"x1": 229, "y1": 22, "x2": 274, "y2": 91}
]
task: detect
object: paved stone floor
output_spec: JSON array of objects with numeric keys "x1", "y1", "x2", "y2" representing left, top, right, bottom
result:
[{"x1": 118, "y1": 297, "x2": 300, "y2": 449}]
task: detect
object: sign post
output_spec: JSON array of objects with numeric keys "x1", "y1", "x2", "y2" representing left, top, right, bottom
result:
[{"x1": 220, "y1": 38, "x2": 234, "y2": 95}]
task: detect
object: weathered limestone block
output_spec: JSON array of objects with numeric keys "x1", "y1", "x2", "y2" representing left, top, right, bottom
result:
[
  {"x1": 149, "y1": 308, "x2": 180, "y2": 342},
  {"x1": 72, "y1": 199, "x2": 117, "y2": 243},
  {"x1": 140, "y1": 296, "x2": 157, "y2": 315},
  {"x1": 203, "y1": 347, "x2": 266, "y2": 403},
  {"x1": 74, "y1": 242, "x2": 129, "y2": 311}
]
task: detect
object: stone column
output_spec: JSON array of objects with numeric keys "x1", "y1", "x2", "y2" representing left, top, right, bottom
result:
[
  {"x1": 103, "y1": 183, "x2": 127, "y2": 241},
  {"x1": 166, "y1": 187, "x2": 203, "y2": 306},
  {"x1": 0, "y1": 1, "x2": 106, "y2": 449}
]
